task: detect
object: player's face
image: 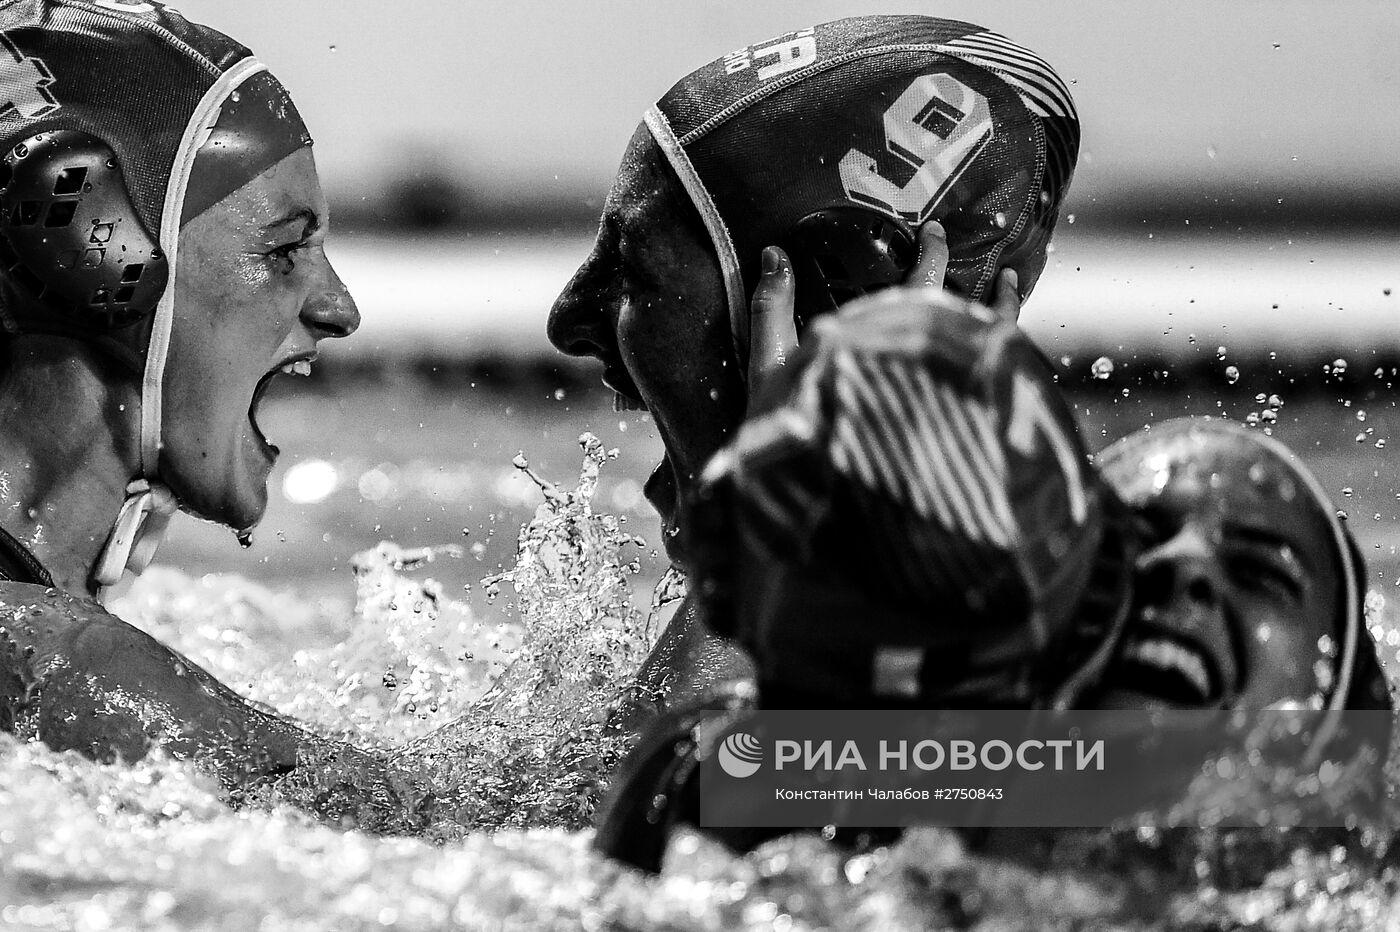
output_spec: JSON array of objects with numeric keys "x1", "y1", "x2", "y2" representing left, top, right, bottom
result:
[
  {"x1": 1095, "y1": 425, "x2": 1342, "y2": 710},
  {"x1": 547, "y1": 126, "x2": 745, "y2": 559},
  {"x1": 163, "y1": 146, "x2": 359, "y2": 534}
]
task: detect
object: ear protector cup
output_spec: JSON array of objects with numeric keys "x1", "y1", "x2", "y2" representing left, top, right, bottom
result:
[
  {"x1": 781, "y1": 206, "x2": 917, "y2": 333},
  {"x1": 0, "y1": 130, "x2": 169, "y2": 330}
]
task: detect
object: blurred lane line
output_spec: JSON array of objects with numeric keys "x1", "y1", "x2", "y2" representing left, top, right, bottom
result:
[{"x1": 324, "y1": 232, "x2": 1400, "y2": 360}]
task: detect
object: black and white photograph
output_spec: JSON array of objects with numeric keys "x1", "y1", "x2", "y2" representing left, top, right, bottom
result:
[{"x1": 0, "y1": 1, "x2": 1397, "y2": 929}]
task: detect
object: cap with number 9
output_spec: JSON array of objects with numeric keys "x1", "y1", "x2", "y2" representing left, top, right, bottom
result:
[{"x1": 647, "y1": 15, "x2": 1079, "y2": 363}]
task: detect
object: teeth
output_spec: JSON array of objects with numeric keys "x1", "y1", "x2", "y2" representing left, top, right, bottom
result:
[
  {"x1": 1124, "y1": 637, "x2": 1211, "y2": 698},
  {"x1": 279, "y1": 360, "x2": 313, "y2": 377},
  {"x1": 614, "y1": 392, "x2": 646, "y2": 413}
]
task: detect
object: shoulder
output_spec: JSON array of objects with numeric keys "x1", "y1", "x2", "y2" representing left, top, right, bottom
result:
[{"x1": 0, "y1": 582, "x2": 142, "y2": 688}]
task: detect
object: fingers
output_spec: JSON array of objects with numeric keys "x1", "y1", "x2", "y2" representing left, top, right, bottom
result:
[
  {"x1": 907, "y1": 220, "x2": 949, "y2": 289},
  {"x1": 989, "y1": 268, "x2": 1022, "y2": 322},
  {"x1": 748, "y1": 246, "x2": 799, "y2": 403}
]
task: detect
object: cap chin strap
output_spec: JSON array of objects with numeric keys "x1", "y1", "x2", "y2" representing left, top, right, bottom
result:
[
  {"x1": 644, "y1": 107, "x2": 749, "y2": 372},
  {"x1": 92, "y1": 479, "x2": 178, "y2": 589},
  {"x1": 93, "y1": 56, "x2": 269, "y2": 598}
]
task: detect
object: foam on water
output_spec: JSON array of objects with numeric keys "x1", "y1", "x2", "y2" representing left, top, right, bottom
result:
[{"x1": 4, "y1": 434, "x2": 1400, "y2": 928}]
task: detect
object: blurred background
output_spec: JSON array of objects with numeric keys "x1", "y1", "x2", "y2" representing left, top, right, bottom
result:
[{"x1": 145, "y1": 1, "x2": 1400, "y2": 618}]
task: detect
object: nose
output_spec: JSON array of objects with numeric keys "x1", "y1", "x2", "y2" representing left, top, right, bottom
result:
[
  {"x1": 300, "y1": 258, "x2": 360, "y2": 339},
  {"x1": 1135, "y1": 524, "x2": 1225, "y2": 611},
  {"x1": 546, "y1": 258, "x2": 613, "y2": 359}
]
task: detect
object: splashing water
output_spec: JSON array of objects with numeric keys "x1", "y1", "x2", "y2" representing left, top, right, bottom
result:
[
  {"x1": 393, "y1": 432, "x2": 657, "y2": 834},
  {"x1": 116, "y1": 545, "x2": 517, "y2": 748},
  {"x1": 5, "y1": 434, "x2": 1400, "y2": 928}
]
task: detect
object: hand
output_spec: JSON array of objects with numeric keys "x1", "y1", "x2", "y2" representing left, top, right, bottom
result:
[
  {"x1": 909, "y1": 221, "x2": 1022, "y2": 322},
  {"x1": 746, "y1": 246, "x2": 799, "y2": 407},
  {"x1": 746, "y1": 221, "x2": 1024, "y2": 405}
]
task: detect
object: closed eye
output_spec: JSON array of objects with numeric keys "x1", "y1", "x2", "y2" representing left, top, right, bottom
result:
[
  {"x1": 266, "y1": 240, "x2": 310, "y2": 273},
  {"x1": 1225, "y1": 550, "x2": 1304, "y2": 601},
  {"x1": 1132, "y1": 502, "x2": 1179, "y2": 545}
]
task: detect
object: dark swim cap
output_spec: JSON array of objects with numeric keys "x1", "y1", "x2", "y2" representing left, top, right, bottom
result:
[
  {"x1": 0, "y1": 0, "x2": 312, "y2": 587},
  {"x1": 1098, "y1": 418, "x2": 1392, "y2": 717},
  {"x1": 686, "y1": 287, "x2": 1131, "y2": 708},
  {"x1": 647, "y1": 15, "x2": 1079, "y2": 364}
]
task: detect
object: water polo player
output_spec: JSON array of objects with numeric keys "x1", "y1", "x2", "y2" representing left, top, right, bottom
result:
[
  {"x1": 1092, "y1": 418, "x2": 1391, "y2": 713},
  {"x1": 0, "y1": 2, "x2": 397, "y2": 810},
  {"x1": 593, "y1": 286, "x2": 1392, "y2": 872},
  {"x1": 547, "y1": 15, "x2": 1082, "y2": 721}
]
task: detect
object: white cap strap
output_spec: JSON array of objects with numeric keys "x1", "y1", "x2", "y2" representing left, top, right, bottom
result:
[
  {"x1": 96, "y1": 57, "x2": 267, "y2": 595},
  {"x1": 644, "y1": 105, "x2": 749, "y2": 371},
  {"x1": 94, "y1": 479, "x2": 178, "y2": 594}
]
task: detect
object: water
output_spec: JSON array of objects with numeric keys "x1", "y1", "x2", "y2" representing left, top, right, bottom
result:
[
  {"x1": 4, "y1": 424, "x2": 1400, "y2": 928},
  {"x1": 8, "y1": 229, "x2": 1400, "y2": 925}
]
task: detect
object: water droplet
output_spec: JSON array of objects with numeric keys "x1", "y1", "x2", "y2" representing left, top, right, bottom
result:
[
  {"x1": 1268, "y1": 394, "x2": 1283, "y2": 408},
  {"x1": 1225, "y1": 365, "x2": 1240, "y2": 384},
  {"x1": 1342, "y1": 487, "x2": 1354, "y2": 497},
  {"x1": 1254, "y1": 393, "x2": 1267, "y2": 404},
  {"x1": 1206, "y1": 145, "x2": 1217, "y2": 159},
  {"x1": 1216, "y1": 346, "x2": 1227, "y2": 360},
  {"x1": 993, "y1": 211, "x2": 1007, "y2": 228},
  {"x1": 329, "y1": 44, "x2": 338, "y2": 52},
  {"x1": 1090, "y1": 356, "x2": 1114, "y2": 380},
  {"x1": 1245, "y1": 412, "x2": 1260, "y2": 426},
  {"x1": 1066, "y1": 213, "x2": 1076, "y2": 224},
  {"x1": 1356, "y1": 410, "x2": 1367, "y2": 422},
  {"x1": 553, "y1": 388, "x2": 566, "y2": 401},
  {"x1": 1332, "y1": 358, "x2": 1348, "y2": 375},
  {"x1": 511, "y1": 453, "x2": 528, "y2": 469},
  {"x1": 1314, "y1": 658, "x2": 1334, "y2": 693},
  {"x1": 1357, "y1": 432, "x2": 1369, "y2": 443}
]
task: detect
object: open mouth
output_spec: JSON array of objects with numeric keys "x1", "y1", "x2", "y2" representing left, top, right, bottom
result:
[
  {"x1": 603, "y1": 366, "x2": 647, "y2": 413},
  {"x1": 249, "y1": 354, "x2": 315, "y2": 455},
  {"x1": 1102, "y1": 630, "x2": 1223, "y2": 707},
  {"x1": 644, "y1": 458, "x2": 681, "y2": 559}
]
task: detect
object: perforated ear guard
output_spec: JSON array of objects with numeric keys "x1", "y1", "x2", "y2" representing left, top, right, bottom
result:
[
  {"x1": 782, "y1": 206, "x2": 917, "y2": 332},
  {"x1": 0, "y1": 130, "x2": 168, "y2": 330}
]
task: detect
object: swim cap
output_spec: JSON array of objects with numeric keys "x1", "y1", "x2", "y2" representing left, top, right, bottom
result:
[
  {"x1": 0, "y1": 0, "x2": 312, "y2": 588},
  {"x1": 646, "y1": 15, "x2": 1079, "y2": 366},
  {"x1": 686, "y1": 286, "x2": 1131, "y2": 708},
  {"x1": 1098, "y1": 418, "x2": 1392, "y2": 717}
]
